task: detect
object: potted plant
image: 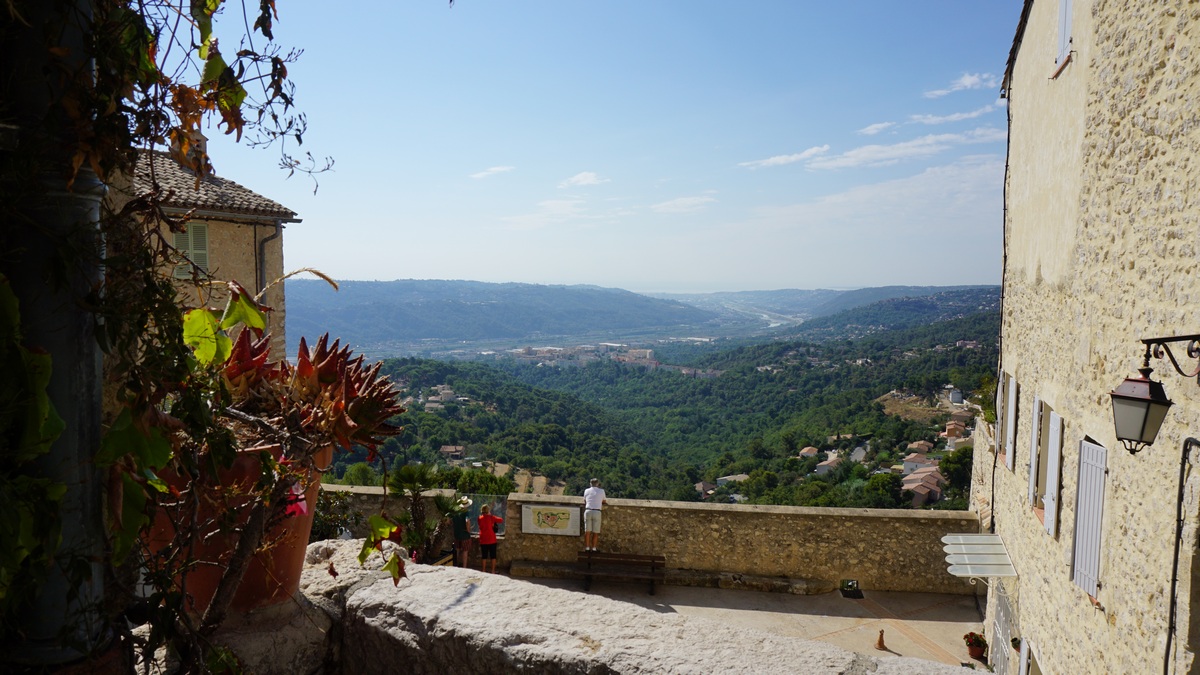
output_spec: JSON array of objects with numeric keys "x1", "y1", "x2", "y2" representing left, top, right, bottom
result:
[
  {"x1": 963, "y1": 631, "x2": 988, "y2": 659},
  {"x1": 1011, "y1": 636, "x2": 1021, "y2": 652},
  {"x1": 125, "y1": 282, "x2": 408, "y2": 625}
]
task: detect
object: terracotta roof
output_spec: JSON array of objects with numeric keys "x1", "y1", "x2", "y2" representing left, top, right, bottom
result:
[{"x1": 134, "y1": 151, "x2": 298, "y2": 222}]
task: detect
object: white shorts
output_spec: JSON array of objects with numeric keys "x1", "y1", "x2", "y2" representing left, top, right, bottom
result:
[{"x1": 584, "y1": 509, "x2": 602, "y2": 533}]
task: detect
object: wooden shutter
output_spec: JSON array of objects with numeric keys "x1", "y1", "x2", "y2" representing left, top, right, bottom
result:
[
  {"x1": 1057, "y1": 0, "x2": 1073, "y2": 64},
  {"x1": 1027, "y1": 395, "x2": 1042, "y2": 504},
  {"x1": 1018, "y1": 638, "x2": 1031, "y2": 675},
  {"x1": 173, "y1": 229, "x2": 190, "y2": 278},
  {"x1": 172, "y1": 223, "x2": 209, "y2": 278},
  {"x1": 1043, "y1": 412, "x2": 1063, "y2": 536},
  {"x1": 1005, "y1": 376, "x2": 1018, "y2": 470},
  {"x1": 190, "y1": 222, "x2": 209, "y2": 272},
  {"x1": 995, "y1": 375, "x2": 1006, "y2": 455},
  {"x1": 1072, "y1": 440, "x2": 1107, "y2": 596}
]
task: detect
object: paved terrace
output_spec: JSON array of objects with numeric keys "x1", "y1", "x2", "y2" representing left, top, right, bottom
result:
[{"x1": 525, "y1": 577, "x2": 986, "y2": 669}]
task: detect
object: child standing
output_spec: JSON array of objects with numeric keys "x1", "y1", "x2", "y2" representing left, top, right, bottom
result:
[{"x1": 476, "y1": 504, "x2": 504, "y2": 573}]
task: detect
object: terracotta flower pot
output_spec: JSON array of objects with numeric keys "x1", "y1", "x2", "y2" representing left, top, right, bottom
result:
[
  {"x1": 147, "y1": 444, "x2": 331, "y2": 613},
  {"x1": 967, "y1": 644, "x2": 986, "y2": 659}
]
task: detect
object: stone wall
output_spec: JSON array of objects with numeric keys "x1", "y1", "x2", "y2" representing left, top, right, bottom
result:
[
  {"x1": 502, "y1": 494, "x2": 978, "y2": 594},
  {"x1": 987, "y1": 1, "x2": 1200, "y2": 673},
  {"x1": 319, "y1": 487, "x2": 979, "y2": 594}
]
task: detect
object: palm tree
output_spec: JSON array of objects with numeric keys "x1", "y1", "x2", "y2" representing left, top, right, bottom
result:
[{"x1": 389, "y1": 464, "x2": 462, "y2": 563}]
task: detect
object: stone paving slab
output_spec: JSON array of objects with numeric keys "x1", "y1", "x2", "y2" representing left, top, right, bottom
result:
[{"x1": 524, "y1": 577, "x2": 986, "y2": 668}]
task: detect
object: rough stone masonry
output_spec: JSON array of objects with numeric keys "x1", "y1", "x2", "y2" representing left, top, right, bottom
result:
[{"x1": 288, "y1": 539, "x2": 971, "y2": 675}]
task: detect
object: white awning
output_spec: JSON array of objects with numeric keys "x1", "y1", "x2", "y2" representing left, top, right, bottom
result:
[{"x1": 942, "y1": 533, "x2": 1016, "y2": 578}]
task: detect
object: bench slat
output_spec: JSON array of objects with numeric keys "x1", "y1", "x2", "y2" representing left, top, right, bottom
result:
[{"x1": 576, "y1": 551, "x2": 667, "y2": 595}]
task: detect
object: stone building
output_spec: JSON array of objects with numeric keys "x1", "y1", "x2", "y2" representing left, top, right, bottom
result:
[
  {"x1": 974, "y1": 1, "x2": 1200, "y2": 673},
  {"x1": 127, "y1": 150, "x2": 299, "y2": 354}
]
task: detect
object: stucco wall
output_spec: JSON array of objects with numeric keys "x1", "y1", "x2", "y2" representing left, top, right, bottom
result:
[
  {"x1": 183, "y1": 219, "x2": 287, "y2": 356},
  {"x1": 989, "y1": 1, "x2": 1200, "y2": 673}
]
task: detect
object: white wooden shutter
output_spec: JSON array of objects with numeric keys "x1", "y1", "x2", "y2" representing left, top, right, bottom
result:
[
  {"x1": 994, "y1": 375, "x2": 1006, "y2": 455},
  {"x1": 1005, "y1": 376, "x2": 1018, "y2": 470},
  {"x1": 1027, "y1": 395, "x2": 1042, "y2": 504},
  {"x1": 1072, "y1": 440, "x2": 1107, "y2": 596},
  {"x1": 1018, "y1": 638, "x2": 1031, "y2": 675},
  {"x1": 1043, "y1": 412, "x2": 1063, "y2": 536},
  {"x1": 1057, "y1": 0, "x2": 1073, "y2": 64}
]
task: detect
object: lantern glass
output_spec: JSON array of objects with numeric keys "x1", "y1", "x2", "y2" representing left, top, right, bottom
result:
[{"x1": 1110, "y1": 370, "x2": 1173, "y2": 450}]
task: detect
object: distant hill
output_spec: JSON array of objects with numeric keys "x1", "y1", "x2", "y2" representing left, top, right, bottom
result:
[
  {"x1": 649, "y1": 285, "x2": 997, "y2": 327},
  {"x1": 806, "y1": 285, "x2": 996, "y2": 318},
  {"x1": 647, "y1": 289, "x2": 843, "y2": 322},
  {"x1": 778, "y1": 287, "x2": 1000, "y2": 342},
  {"x1": 286, "y1": 279, "x2": 717, "y2": 353}
]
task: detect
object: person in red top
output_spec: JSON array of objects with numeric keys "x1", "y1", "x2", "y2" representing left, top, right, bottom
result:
[{"x1": 476, "y1": 504, "x2": 504, "y2": 573}]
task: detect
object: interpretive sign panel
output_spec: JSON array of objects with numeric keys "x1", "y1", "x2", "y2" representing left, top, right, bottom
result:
[{"x1": 521, "y1": 504, "x2": 580, "y2": 536}]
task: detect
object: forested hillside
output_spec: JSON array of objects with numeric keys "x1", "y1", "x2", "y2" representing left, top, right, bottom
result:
[{"x1": 345, "y1": 310, "x2": 998, "y2": 508}]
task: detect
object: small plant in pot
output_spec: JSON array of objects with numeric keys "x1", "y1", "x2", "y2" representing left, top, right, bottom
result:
[{"x1": 963, "y1": 631, "x2": 988, "y2": 659}]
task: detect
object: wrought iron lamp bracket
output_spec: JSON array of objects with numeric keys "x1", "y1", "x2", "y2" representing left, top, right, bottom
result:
[{"x1": 1143, "y1": 335, "x2": 1200, "y2": 381}]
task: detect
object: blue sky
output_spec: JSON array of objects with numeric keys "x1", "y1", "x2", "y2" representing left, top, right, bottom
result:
[{"x1": 206, "y1": 1, "x2": 1021, "y2": 293}]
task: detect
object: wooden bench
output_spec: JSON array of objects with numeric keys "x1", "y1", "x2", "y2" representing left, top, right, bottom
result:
[{"x1": 577, "y1": 551, "x2": 666, "y2": 595}]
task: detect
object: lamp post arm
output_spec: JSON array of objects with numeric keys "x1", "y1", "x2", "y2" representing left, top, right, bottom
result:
[{"x1": 1144, "y1": 337, "x2": 1200, "y2": 380}]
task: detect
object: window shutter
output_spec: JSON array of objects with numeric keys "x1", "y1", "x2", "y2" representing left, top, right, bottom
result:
[
  {"x1": 190, "y1": 222, "x2": 209, "y2": 273},
  {"x1": 1072, "y1": 440, "x2": 1107, "y2": 596},
  {"x1": 1018, "y1": 638, "x2": 1031, "y2": 675},
  {"x1": 1005, "y1": 376, "x2": 1018, "y2": 470},
  {"x1": 1057, "y1": 0, "x2": 1073, "y2": 64},
  {"x1": 1043, "y1": 412, "x2": 1063, "y2": 536},
  {"x1": 1027, "y1": 395, "x2": 1042, "y2": 504},
  {"x1": 995, "y1": 375, "x2": 1006, "y2": 454},
  {"x1": 173, "y1": 229, "x2": 191, "y2": 279}
]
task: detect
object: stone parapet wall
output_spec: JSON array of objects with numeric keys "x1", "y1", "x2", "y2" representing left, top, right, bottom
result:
[
  {"x1": 318, "y1": 486, "x2": 979, "y2": 594},
  {"x1": 503, "y1": 493, "x2": 979, "y2": 594}
]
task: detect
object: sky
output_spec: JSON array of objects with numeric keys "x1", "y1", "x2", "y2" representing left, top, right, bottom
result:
[{"x1": 204, "y1": 1, "x2": 1022, "y2": 294}]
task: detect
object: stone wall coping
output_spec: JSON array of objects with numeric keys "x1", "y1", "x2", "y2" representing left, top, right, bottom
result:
[
  {"x1": 507, "y1": 491, "x2": 976, "y2": 522},
  {"x1": 321, "y1": 484, "x2": 453, "y2": 497},
  {"x1": 321, "y1": 484, "x2": 976, "y2": 524}
]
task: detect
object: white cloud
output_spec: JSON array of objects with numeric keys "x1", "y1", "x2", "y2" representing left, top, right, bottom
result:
[
  {"x1": 469, "y1": 165, "x2": 515, "y2": 179},
  {"x1": 924, "y1": 73, "x2": 1001, "y2": 98},
  {"x1": 857, "y1": 122, "x2": 895, "y2": 136},
  {"x1": 806, "y1": 127, "x2": 1007, "y2": 170},
  {"x1": 650, "y1": 196, "x2": 717, "y2": 214},
  {"x1": 910, "y1": 105, "x2": 996, "y2": 125},
  {"x1": 755, "y1": 155, "x2": 1003, "y2": 233},
  {"x1": 737, "y1": 145, "x2": 830, "y2": 169},
  {"x1": 501, "y1": 198, "x2": 588, "y2": 230},
  {"x1": 558, "y1": 171, "x2": 610, "y2": 188}
]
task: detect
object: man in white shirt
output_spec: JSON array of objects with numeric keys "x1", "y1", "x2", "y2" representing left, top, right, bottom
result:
[{"x1": 582, "y1": 478, "x2": 607, "y2": 552}]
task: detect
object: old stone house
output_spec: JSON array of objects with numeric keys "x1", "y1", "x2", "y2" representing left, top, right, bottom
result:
[
  {"x1": 972, "y1": 1, "x2": 1200, "y2": 673},
  {"x1": 126, "y1": 150, "x2": 299, "y2": 355}
]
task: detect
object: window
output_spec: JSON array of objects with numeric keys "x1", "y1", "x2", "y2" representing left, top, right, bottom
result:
[
  {"x1": 1056, "y1": 0, "x2": 1073, "y2": 65},
  {"x1": 173, "y1": 222, "x2": 209, "y2": 278},
  {"x1": 1026, "y1": 399, "x2": 1064, "y2": 535},
  {"x1": 1072, "y1": 440, "x2": 1107, "y2": 597}
]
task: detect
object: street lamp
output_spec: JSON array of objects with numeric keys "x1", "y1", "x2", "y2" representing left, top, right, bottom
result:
[{"x1": 1110, "y1": 365, "x2": 1173, "y2": 454}]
